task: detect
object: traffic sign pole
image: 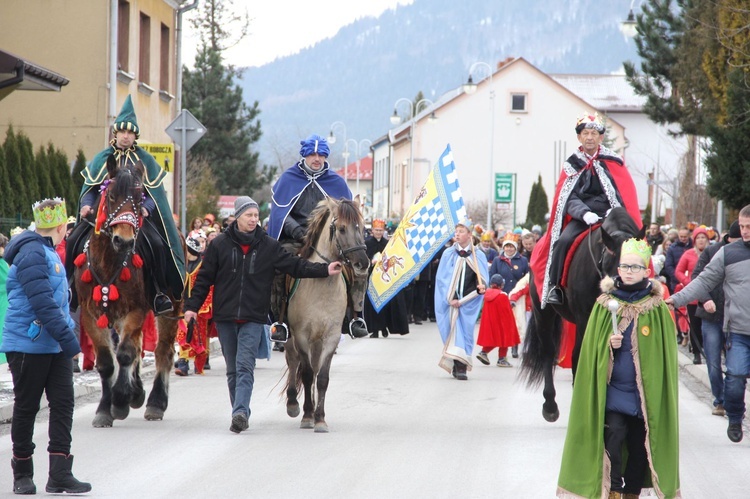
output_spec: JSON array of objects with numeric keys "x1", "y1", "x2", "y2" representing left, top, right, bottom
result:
[{"x1": 181, "y1": 111, "x2": 187, "y2": 235}]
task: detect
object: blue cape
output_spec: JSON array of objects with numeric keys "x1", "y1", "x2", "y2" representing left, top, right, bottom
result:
[
  {"x1": 434, "y1": 244, "x2": 489, "y2": 368},
  {"x1": 268, "y1": 161, "x2": 352, "y2": 240}
]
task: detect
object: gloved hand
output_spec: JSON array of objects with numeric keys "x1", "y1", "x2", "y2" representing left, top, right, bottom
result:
[
  {"x1": 292, "y1": 226, "x2": 306, "y2": 241},
  {"x1": 583, "y1": 212, "x2": 600, "y2": 225}
]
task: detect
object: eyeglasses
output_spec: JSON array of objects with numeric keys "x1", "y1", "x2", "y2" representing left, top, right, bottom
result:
[{"x1": 617, "y1": 264, "x2": 647, "y2": 273}]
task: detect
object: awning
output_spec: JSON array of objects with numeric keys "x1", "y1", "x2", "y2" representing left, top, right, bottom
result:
[{"x1": 0, "y1": 49, "x2": 69, "y2": 99}]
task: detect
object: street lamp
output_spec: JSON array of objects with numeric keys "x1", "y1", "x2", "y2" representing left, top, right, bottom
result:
[
  {"x1": 620, "y1": 0, "x2": 638, "y2": 39},
  {"x1": 389, "y1": 97, "x2": 436, "y2": 203},
  {"x1": 328, "y1": 121, "x2": 347, "y2": 181},
  {"x1": 465, "y1": 61, "x2": 495, "y2": 230}
]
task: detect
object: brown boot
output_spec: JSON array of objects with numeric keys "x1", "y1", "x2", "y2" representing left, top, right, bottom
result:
[
  {"x1": 608, "y1": 492, "x2": 622, "y2": 499},
  {"x1": 622, "y1": 494, "x2": 640, "y2": 499}
]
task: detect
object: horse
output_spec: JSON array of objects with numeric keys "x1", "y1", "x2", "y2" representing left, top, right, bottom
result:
[
  {"x1": 519, "y1": 207, "x2": 644, "y2": 422},
  {"x1": 283, "y1": 198, "x2": 369, "y2": 433},
  {"x1": 73, "y1": 156, "x2": 183, "y2": 427}
]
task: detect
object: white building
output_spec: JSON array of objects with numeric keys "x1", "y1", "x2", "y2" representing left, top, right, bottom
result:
[{"x1": 372, "y1": 57, "x2": 687, "y2": 228}]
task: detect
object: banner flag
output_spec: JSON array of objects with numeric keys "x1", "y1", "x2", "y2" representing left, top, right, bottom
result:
[{"x1": 366, "y1": 144, "x2": 467, "y2": 312}]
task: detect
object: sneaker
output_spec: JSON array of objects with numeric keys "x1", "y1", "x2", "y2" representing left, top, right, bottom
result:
[
  {"x1": 476, "y1": 351, "x2": 490, "y2": 365},
  {"x1": 712, "y1": 404, "x2": 726, "y2": 417},
  {"x1": 349, "y1": 317, "x2": 368, "y2": 338},
  {"x1": 230, "y1": 413, "x2": 249, "y2": 433},
  {"x1": 454, "y1": 361, "x2": 468, "y2": 380},
  {"x1": 153, "y1": 293, "x2": 174, "y2": 316},
  {"x1": 496, "y1": 357, "x2": 512, "y2": 368},
  {"x1": 727, "y1": 422, "x2": 743, "y2": 443}
]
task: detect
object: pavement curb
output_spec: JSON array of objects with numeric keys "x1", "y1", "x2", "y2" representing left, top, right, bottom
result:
[{"x1": 0, "y1": 338, "x2": 221, "y2": 423}]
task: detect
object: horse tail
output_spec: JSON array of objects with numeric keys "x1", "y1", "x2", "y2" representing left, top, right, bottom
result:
[{"x1": 519, "y1": 310, "x2": 561, "y2": 388}]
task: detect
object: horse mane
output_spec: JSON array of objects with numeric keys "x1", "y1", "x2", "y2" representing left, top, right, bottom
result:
[
  {"x1": 108, "y1": 161, "x2": 144, "y2": 202},
  {"x1": 299, "y1": 198, "x2": 362, "y2": 260}
]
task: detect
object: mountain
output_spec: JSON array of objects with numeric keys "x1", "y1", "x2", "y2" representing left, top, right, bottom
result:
[{"x1": 239, "y1": 0, "x2": 640, "y2": 170}]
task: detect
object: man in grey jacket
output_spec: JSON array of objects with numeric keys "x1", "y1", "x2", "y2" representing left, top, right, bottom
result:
[{"x1": 667, "y1": 205, "x2": 750, "y2": 444}]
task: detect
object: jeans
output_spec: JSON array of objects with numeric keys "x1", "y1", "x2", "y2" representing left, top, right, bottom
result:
[
  {"x1": 215, "y1": 321, "x2": 264, "y2": 419},
  {"x1": 6, "y1": 352, "x2": 75, "y2": 458},
  {"x1": 701, "y1": 319, "x2": 726, "y2": 407},
  {"x1": 723, "y1": 332, "x2": 750, "y2": 424}
]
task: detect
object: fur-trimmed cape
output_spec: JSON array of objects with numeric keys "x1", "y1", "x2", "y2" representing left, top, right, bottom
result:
[{"x1": 557, "y1": 277, "x2": 680, "y2": 499}]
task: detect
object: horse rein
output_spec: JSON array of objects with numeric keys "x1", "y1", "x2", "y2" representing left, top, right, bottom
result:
[{"x1": 587, "y1": 224, "x2": 607, "y2": 280}]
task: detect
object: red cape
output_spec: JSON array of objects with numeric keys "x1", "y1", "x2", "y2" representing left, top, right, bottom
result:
[
  {"x1": 530, "y1": 153, "x2": 641, "y2": 295},
  {"x1": 477, "y1": 289, "x2": 520, "y2": 348}
]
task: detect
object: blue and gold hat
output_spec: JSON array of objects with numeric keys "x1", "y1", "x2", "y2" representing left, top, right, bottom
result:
[{"x1": 112, "y1": 95, "x2": 140, "y2": 138}]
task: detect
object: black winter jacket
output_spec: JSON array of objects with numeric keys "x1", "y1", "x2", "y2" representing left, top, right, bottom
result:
[{"x1": 185, "y1": 223, "x2": 329, "y2": 323}]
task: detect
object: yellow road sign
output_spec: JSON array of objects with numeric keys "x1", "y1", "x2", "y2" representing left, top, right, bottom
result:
[{"x1": 141, "y1": 143, "x2": 175, "y2": 172}]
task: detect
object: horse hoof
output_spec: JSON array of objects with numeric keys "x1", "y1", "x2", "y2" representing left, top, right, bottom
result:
[
  {"x1": 130, "y1": 389, "x2": 146, "y2": 409},
  {"x1": 111, "y1": 404, "x2": 130, "y2": 420},
  {"x1": 300, "y1": 418, "x2": 314, "y2": 429},
  {"x1": 144, "y1": 407, "x2": 165, "y2": 421},
  {"x1": 543, "y1": 409, "x2": 560, "y2": 423},
  {"x1": 287, "y1": 404, "x2": 300, "y2": 418},
  {"x1": 314, "y1": 422, "x2": 329, "y2": 433},
  {"x1": 92, "y1": 413, "x2": 114, "y2": 428}
]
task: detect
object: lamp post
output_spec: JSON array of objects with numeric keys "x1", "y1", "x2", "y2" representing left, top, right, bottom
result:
[
  {"x1": 464, "y1": 61, "x2": 495, "y2": 230},
  {"x1": 390, "y1": 98, "x2": 435, "y2": 204},
  {"x1": 620, "y1": 0, "x2": 638, "y2": 39},
  {"x1": 328, "y1": 121, "x2": 347, "y2": 180},
  {"x1": 356, "y1": 139, "x2": 372, "y2": 196}
]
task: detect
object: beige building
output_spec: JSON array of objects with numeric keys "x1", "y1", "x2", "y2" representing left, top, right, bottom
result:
[{"x1": 0, "y1": 0, "x2": 184, "y2": 206}]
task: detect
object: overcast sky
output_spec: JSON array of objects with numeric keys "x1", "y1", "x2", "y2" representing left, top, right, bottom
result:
[{"x1": 182, "y1": 0, "x2": 413, "y2": 68}]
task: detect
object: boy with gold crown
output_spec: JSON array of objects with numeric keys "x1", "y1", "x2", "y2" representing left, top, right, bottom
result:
[
  {"x1": 557, "y1": 238, "x2": 679, "y2": 499},
  {"x1": 0, "y1": 198, "x2": 91, "y2": 494}
]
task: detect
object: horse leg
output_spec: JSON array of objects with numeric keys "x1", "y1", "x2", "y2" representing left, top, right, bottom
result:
[
  {"x1": 92, "y1": 344, "x2": 116, "y2": 428},
  {"x1": 111, "y1": 312, "x2": 146, "y2": 420},
  {"x1": 299, "y1": 358, "x2": 316, "y2": 429},
  {"x1": 284, "y1": 337, "x2": 301, "y2": 418},
  {"x1": 542, "y1": 359, "x2": 559, "y2": 423},
  {"x1": 145, "y1": 310, "x2": 179, "y2": 420},
  {"x1": 313, "y1": 353, "x2": 335, "y2": 433}
]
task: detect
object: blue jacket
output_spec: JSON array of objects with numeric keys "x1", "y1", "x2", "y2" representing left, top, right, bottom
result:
[
  {"x1": 489, "y1": 251, "x2": 529, "y2": 294},
  {"x1": 663, "y1": 239, "x2": 692, "y2": 292},
  {"x1": 0, "y1": 231, "x2": 79, "y2": 357}
]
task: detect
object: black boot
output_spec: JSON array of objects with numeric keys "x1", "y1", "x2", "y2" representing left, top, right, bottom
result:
[
  {"x1": 153, "y1": 293, "x2": 174, "y2": 316},
  {"x1": 11, "y1": 456, "x2": 36, "y2": 495},
  {"x1": 453, "y1": 360, "x2": 468, "y2": 380},
  {"x1": 45, "y1": 454, "x2": 91, "y2": 494},
  {"x1": 546, "y1": 286, "x2": 564, "y2": 305},
  {"x1": 349, "y1": 317, "x2": 368, "y2": 338}
]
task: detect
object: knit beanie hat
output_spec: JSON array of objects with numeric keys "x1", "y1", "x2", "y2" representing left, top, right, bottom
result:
[
  {"x1": 234, "y1": 196, "x2": 259, "y2": 218},
  {"x1": 728, "y1": 220, "x2": 741, "y2": 239}
]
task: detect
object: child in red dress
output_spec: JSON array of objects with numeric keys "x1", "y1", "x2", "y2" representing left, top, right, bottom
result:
[{"x1": 476, "y1": 274, "x2": 521, "y2": 367}]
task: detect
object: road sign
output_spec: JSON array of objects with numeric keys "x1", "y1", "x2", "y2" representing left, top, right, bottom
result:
[
  {"x1": 495, "y1": 173, "x2": 515, "y2": 203},
  {"x1": 165, "y1": 109, "x2": 207, "y2": 151},
  {"x1": 140, "y1": 143, "x2": 174, "y2": 172}
]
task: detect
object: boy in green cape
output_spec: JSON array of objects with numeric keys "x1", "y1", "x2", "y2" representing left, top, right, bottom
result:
[{"x1": 557, "y1": 238, "x2": 680, "y2": 499}]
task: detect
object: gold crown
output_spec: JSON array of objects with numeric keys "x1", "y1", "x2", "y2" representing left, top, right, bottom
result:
[
  {"x1": 621, "y1": 238, "x2": 652, "y2": 266},
  {"x1": 32, "y1": 198, "x2": 67, "y2": 229}
]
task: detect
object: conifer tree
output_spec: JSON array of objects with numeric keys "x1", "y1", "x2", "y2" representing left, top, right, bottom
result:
[
  {"x1": 18, "y1": 132, "x2": 40, "y2": 209},
  {"x1": 3, "y1": 126, "x2": 25, "y2": 218},
  {"x1": 47, "y1": 143, "x2": 64, "y2": 201},
  {"x1": 183, "y1": 0, "x2": 270, "y2": 196},
  {"x1": 35, "y1": 145, "x2": 53, "y2": 200},
  {"x1": 704, "y1": 69, "x2": 750, "y2": 210},
  {"x1": 525, "y1": 174, "x2": 549, "y2": 227},
  {"x1": 0, "y1": 142, "x2": 9, "y2": 217},
  {"x1": 72, "y1": 149, "x2": 87, "y2": 193}
]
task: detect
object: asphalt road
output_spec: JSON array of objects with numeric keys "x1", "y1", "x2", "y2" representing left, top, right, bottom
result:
[{"x1": 0, "y1": 322, "x2": 747, "y2": 498}]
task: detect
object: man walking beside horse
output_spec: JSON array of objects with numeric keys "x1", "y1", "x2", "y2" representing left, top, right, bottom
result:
[
  {"x1": 184, "y1": 197, "x2": 342, "y2": 433},
  {"x1": 532, "y1": 112, "x2": 641, "y2": 309}
]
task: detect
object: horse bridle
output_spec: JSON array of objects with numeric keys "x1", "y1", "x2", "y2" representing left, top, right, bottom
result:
[
  {"x1": 99, "y1": 177, "x2": 143, "y2": 242},
  {"x1": 586, "y1": 224, "x2": 615, "y2": 280},
  {"x1": 312, "y1": 216, "x2": 366, "y2": 267}
]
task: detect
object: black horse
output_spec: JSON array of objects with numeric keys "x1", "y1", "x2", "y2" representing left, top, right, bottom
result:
[{"x1": 519, "y1": 207, "x2": 645, "y2": 422}]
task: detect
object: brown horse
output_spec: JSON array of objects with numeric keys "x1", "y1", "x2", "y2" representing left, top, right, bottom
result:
[
  {"x1": 73, "y1": 156, "x2": 182, "y2": 427},
  {"x1": 283, "y1": 198, "x2": 369, "y2": 432}
]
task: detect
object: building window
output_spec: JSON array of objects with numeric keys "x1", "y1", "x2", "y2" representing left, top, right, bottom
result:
[
  {"x1": 117, "y1": 0, "x2": 130, "y2": 71},
  {"x1": 160, "y1": 23, "x2": 170, "y2": 91},
  {"x1": 510, "y1": 93, "x2": 527, "y2": 113},
  {"x1": 139, "y1": 12, "x2": 151, "y2": 85}
]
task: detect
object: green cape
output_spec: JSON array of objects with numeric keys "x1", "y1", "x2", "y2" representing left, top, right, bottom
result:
[
  {"x1": 80, "y1": 144, "x2": 185, "y2": 293},
  {"x1": 557, "y1": 278, "x2": 680, "y2": 499}
]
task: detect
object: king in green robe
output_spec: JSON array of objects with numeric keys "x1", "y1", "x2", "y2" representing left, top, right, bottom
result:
[{"x1": 557, "y1": 276, "x2": 680, "y2": 499}]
